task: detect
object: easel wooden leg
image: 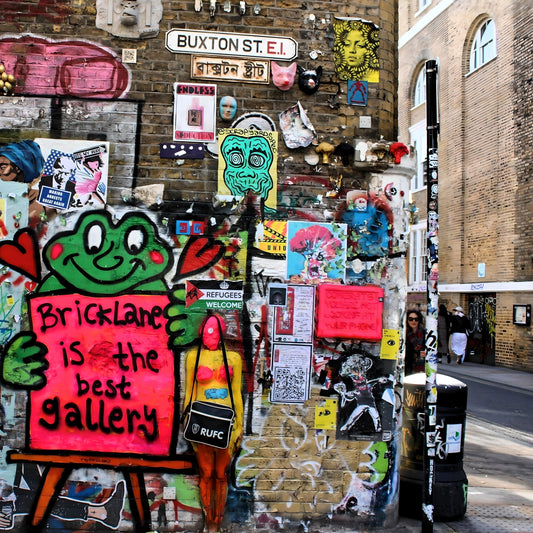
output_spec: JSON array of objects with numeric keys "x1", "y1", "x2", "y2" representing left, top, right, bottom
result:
[
  {"x1": 31, "y1": 466, "x2": 70, "y2": 528},
  {"x1": 123, "y1": 470, "x2": 151, "y2": 531}
]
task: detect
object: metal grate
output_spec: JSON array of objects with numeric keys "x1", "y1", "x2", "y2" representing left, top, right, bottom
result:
[{"x1": 443, "y1": 505, "x2": 533, "y2": 533}]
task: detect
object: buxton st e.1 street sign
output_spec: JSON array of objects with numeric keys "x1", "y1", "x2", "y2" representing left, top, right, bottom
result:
[{"x1": 166, "y1": 29, "x2": 298, "y2": 61}]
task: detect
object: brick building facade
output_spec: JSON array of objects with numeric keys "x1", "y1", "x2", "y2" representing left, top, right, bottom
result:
[
  {"x1": 399, "y1": 0, "x2": 533, "y2": 371},
  {"x1": 0, "y1": 1, "x2": 430, "y2": 532}
]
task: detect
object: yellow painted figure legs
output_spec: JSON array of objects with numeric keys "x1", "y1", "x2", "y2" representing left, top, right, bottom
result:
[{"x1": 196, "y1": 444, "x2": 233, "y2": 531}]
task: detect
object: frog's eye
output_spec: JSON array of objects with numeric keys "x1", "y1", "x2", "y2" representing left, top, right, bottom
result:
[
  {"x1": 85, "y1": 222, "x2": 105, "y2": 254},
  {"x1": 125, "y1": 226, "x2": 147, "y2": 255}
]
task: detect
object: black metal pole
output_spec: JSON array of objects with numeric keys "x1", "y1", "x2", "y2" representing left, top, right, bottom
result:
[{"x1": 423, "y1": 58, "x2": 439, "y2": 533}]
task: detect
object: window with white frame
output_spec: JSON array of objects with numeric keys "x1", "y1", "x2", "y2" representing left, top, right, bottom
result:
[
  {"x1": 418, "y1": 0, "x2": 431, "y2": 12},
  {"x1": 409, "y1": 120, "x2": 426, "y2": 190},
  {"x1": 409, "y1": 222, "x2": 427, "y2": 286},
  {"x1": 469, "y1": 19, "x2": 496, "y2": 71},
  {"x1": 413, "y1": 68, "x2": 426, "y2": 107}
]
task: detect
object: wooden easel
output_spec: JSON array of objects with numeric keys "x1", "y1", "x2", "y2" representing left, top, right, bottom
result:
[{"x1": 8, "y1": 451, "x2": 195, "y2": 532}]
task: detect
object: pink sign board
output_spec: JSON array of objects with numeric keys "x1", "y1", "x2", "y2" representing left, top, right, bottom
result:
[
  {"x1": 315, "y1": 284, "x2": 384, "y2": 340},
  {"x1": 29, "y1": 294, "x2": 175, "y2": 455}
]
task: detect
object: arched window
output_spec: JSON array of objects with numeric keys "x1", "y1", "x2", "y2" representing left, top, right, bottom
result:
[
  {"x1": 413, "y1": 68, "x2": 426, "y2": 107},
  {"x1": 469, "y1": 19, "x2": 496, "y2": 71},
  {"x1": 409, "y1": 120, "x2": 426, "y2": 190}
]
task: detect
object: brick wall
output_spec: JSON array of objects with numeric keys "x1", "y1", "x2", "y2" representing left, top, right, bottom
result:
[
  {"x1": 399, "y1": 0, "x2": 533, "y2": 370},
  {"x1": 513, "y1": 1, "x2": 533, "y2": 282}
]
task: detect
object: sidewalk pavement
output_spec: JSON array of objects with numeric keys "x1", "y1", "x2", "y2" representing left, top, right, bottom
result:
[{"x1": 437, "y1": 360, "x2": 533, "y2": 393}]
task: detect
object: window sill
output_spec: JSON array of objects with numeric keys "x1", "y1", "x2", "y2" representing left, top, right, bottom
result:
[
  {"x1": 465, "y1": 55, "x2": 497, "y2": 77},
  {"x1": 410, "y1": 101, "x2": 426, "y2": 112},
  {"x1": 414, "y1": 2, "x2": 432, "y2": 18}
]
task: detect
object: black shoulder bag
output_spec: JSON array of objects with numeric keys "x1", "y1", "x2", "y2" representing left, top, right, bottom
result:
[{"x1": 183, "y1": 316, "x2": 236, "y2": 449}]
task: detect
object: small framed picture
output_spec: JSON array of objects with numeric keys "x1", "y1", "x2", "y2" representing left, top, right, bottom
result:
[
  {"x1": 268, "y1": 283, "x2": 288, "y2": 307},
  {"x1": 513, "y1": 304, "x2": 531, "y2": 326}
]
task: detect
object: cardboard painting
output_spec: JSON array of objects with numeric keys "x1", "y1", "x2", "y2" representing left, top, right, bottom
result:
[
  {"x1": 35, "y1": 139, "x2": 109, "y2": 211},
  {"x1": 28, "y1": 293, "x2": 176, "y2": 455},
  {"x1": 286, "y1": 222, "x2": 347, "y2": 283},
  {"x1": 217, "y1": 128, "x2": 278, "y2": 212}
]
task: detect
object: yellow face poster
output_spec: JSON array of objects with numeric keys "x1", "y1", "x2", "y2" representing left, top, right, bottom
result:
[
  {"x1": 217, "y1": 128, "x2": 278, "y2": 212},
  {"x1": 333, "y1": 17, "x2": 379, "y2": 82}
]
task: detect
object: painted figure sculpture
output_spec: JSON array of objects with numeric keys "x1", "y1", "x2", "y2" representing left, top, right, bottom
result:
[{"x1": 184, "y1": 315, "x2": 243, "y2": 532}]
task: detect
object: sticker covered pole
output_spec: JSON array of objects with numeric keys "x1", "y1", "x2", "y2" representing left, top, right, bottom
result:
[{"x1": 423, "y1": 58, "x2": 439, "y2": 533}]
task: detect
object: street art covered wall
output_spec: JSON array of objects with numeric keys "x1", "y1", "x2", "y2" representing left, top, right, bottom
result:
[{"x1": 0, "y1": 1, "x2": 416, "y2": 531}]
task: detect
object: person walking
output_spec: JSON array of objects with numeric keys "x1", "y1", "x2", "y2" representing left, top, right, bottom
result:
[
  {"x1": 438, "y1": 304, "x2": 451, "y2": 363},
  {"x1": 450, "y1": 306, "x2": 471, "y2": 364}
]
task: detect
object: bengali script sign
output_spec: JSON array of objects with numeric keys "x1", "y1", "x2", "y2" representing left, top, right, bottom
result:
[
  {"x1": 191, "y1": 56, "x2": 270, "y2": 84},
  {"x1": 29, "y1": 294, "x2": 176, "y2": 455}
]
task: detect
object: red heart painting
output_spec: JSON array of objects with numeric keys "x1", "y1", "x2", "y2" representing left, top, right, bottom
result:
[
  {"x1": 173, "y1": 236, "x2": 225, "y2": 281},
  {"x1": 0, "y1": 228, "x2": 41, "y2": 282}
]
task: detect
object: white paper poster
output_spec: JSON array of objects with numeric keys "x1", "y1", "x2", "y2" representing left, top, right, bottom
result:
[
  {"x1": 35, "y1": 139, "x2": 109, "y2": 211},
  {"x1": 270, "y1": 344, "x2": 312, "y2": 404},
  {"x1": 272, "y1": 285, "x2": 315, "y2": 344}
]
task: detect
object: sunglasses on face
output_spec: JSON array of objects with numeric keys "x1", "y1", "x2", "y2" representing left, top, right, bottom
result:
[{"x1": 408, "y1": 317, "x2": 419, "y2": 322}]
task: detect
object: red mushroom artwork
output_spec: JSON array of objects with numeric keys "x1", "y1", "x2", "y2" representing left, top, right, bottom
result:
[{"x1": 389, "y1": 142, "x2": 409, "y2": 164}]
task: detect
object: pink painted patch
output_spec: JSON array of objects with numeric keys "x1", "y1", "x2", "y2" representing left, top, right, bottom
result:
[
  {"x1": 315, "y1": 284, "x2": 384, "y2": 341},
  {"x1": 149, "y1": 250, "x2": 164, "y2": 264},
  {"x1": 50, "y1": 243, "x2": 64, "y2": 261},
  {"x1": 0, "y1": 36, "x2": 129, "y2": 99}
]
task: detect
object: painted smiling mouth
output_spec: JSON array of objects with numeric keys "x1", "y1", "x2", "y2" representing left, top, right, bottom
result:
[{"x1": 64, "y1": 254, "x2": 146, "y2": 285}]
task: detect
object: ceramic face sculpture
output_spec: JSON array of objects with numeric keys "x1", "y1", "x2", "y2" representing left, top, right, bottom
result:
[
  {"x1": 271, "y1": 62, "x2": 297, "y2": 91},
  {"x1": 219, "y1": 96, "x2": 237, "y2": 121},
  {"x1": 297, "y1": 66, "x2": 323, "y2": 95}
]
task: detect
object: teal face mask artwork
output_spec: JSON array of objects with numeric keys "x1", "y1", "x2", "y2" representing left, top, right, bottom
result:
[
  {"x1": 219, "y1": 96, "x2": 237, "y2": 121},
  {"x1": 220, "y1": 134, "x2": 274, "y2": 199}
]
